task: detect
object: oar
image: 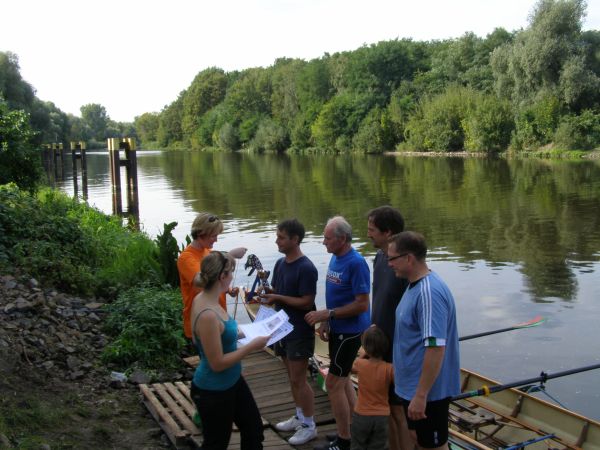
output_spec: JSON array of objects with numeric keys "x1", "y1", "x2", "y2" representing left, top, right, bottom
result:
[
  {"x1": 453, "y1": 363, "x2": 600, "y2": 401},
  {"x1": 459, "y1": 315, "x2": 545, "y2": 341}
]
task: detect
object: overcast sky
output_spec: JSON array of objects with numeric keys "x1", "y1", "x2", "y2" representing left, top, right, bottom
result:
[{"x1": 2, "y1": 0, "x2": 599, "y2": 122}]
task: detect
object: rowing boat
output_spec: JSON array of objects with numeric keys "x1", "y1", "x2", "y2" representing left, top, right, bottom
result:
[{"x1": 238, "y1": 287, "x2": 600, "y2": 450}]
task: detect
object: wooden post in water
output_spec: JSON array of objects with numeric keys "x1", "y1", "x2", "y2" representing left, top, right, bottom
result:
[
  {"x1": 70, "y1": 141, "x2": 88, "y2": 200},
  {"x1": 41, "y1": 144, "x2": 55, "y2": 185},
  {"x1": 107, "y1": 137, "x2": 139, "y2": 227},
  {"x1": 52, "y1": 143, "x2": 65, "y2": 180}
]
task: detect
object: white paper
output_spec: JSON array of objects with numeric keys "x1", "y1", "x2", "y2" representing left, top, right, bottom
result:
[{"x1": 238, "y1": 308, "x2": 294, "y2": 346}]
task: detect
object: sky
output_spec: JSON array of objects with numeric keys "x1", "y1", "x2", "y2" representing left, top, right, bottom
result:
[{"x1": 2, "y1": 0, "x2": 600, "y2": 123}]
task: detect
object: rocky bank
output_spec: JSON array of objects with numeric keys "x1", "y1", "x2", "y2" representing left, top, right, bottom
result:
[{"x1": 0, "y1": 273, "x2": 172, "y2": 449}]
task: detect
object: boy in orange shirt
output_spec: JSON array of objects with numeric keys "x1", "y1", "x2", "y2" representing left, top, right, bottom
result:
[{"x1": 351, "y1": 325, "x2": 394, "y2": 450}]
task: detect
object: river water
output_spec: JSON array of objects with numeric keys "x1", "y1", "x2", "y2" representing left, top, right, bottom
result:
[{"x1": 51, "y1": 150, "x2": 600, "y2": 420}]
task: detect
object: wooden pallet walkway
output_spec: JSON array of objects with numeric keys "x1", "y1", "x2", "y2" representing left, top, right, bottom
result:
[{"x1": 140, "y1": 350, "x2": 337, "y2": 449}]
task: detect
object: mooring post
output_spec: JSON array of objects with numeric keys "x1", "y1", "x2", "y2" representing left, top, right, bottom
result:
[
  {"x1": 107, "y1": 138, "x2": 123, "y2": 215},
  {"x1": 70, "y1": 141, "x2": 88, "y2": 199},
  {"x1": 52, "y1": 143, "x2": 65, "y2": 179},
  {"x1": 42, "y1": 144, "x2": 55, "y2": 185},
  {"x1": 122, "y1": 137, "x2": 139, "y2": 218}
]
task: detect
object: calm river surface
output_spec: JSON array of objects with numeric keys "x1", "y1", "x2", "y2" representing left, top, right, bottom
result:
[{"x1": 52, "y1": 150, "x2": 600, "y2": 420}]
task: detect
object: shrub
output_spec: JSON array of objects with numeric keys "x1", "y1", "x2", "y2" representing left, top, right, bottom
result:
[
  {"x1": 0, "y1": 102, "x2": 42, "y2": 190},
  {"x1": 512, "y1": 95, "x2": 562, "y2": 150},
  {"x1": 101, "y1": 285, "x2": 185, "y2": 371},
  {"x1": 463, "y1": 96, "x2": 514, "y2": 152},
  {"x1": 554, "y1": 110, "x2": 600, "y2": 150},
  {"x1": 404, "y1": 85, "x2": 479, "y2": 151},
  {"x1": 0, "y1": 184, "x2": 162, "y2": 298}
]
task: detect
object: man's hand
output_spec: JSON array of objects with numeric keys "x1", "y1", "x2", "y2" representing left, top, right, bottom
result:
[
  {"x1": 228, "y1": 286, "x2": 240, "y2": 297},
  {"x1": 407, "y1": 393, "x2": 427, "y2": 421},
  {"x1": 304, "y1": 309, "x2": 329, "y2": 326},
  {"x1": 261, "y1": 293, "x2": 278, "y2": 306},
  {"x1": 316, "y1": 321, "x2": 330, "y2": 341}
]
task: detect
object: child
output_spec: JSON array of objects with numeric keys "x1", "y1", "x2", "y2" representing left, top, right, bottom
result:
[{"x1": 350, "y1": 325, "x2": 394, "y2": 450}]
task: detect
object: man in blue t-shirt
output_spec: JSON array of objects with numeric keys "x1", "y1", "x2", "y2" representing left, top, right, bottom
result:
[
  {"x1": 260, "y1": 219, "x2": 319, "y2": 446},
  {"x1": 388, "y1": 231, "x2": 460, "y2": 450},
  {"x1": 306, "y1": 216, "x2": 370, "y2": 450}
]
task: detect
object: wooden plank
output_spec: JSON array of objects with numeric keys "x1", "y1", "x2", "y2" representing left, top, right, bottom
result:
[{"x1": 139, "y1": 384, "x2": 190, "y2": 448}]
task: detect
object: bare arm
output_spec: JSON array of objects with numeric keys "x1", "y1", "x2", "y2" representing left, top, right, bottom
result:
[
  {"x1": 197, "y1": 312, "x2": 268, "y2": 372},
  {"x1": 305, "y1": 293, "x2": 369, "y2": 325},
  {"x1": 407, "y1": 346, "x2": 445, "y2": 420},
  {"x1": 263, "y1": 292, "x2": 315, "y2": 310}
]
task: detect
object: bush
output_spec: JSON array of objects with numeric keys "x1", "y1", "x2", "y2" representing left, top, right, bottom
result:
[
  {"x1": 101, "y1": 285, "x2": 185, "y2": 371},
  {"x1": 512, "y1": 95, "x2": 562, "y2": 150},
  {"x1": 404, "y1": 86, "x2": 479, "y2": 151},
  {"x1": 0, "y1": 184, "x2": 162, "y2": 298},
  {"x1": 554, "y1": 110, "x2": 600, "y2": 150},
  {"x1": 249, "y1": 117, "x2": 289, "y2": 152},
  {"x1": 0, "y1": 102, "x2": 42, "y2": 190},
  {"x1": 463, "y1": 95, "x2": 514, "y2": 152}
]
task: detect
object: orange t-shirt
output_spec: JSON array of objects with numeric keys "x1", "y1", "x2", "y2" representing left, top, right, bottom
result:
[
  {"x1": 353, "y1": 358, "x2": 394, "y2": 416},
  {"x1": 177, "y1": 245, "x2": 226, "y2": 338}
]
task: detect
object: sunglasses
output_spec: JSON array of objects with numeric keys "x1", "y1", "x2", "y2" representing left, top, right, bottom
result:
[
  {"x1": 208, "y1": 215, "x2": 219, "y2": 222},
  {"x1": 388, "y1": 253, "x2": 409, "y2": 262}
]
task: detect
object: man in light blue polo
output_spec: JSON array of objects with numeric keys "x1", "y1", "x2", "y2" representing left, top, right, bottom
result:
[{"x1": 387, "y1": 231, "x2": 459, "y2": 450}]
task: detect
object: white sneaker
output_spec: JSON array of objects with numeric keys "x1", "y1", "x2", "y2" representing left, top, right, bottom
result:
[
  {"x1": 288, "y1": 424, "x2": 317, "y2": 445},
  {"x1": 275, "y1": 415, "x2": 302, "y2": 432}
]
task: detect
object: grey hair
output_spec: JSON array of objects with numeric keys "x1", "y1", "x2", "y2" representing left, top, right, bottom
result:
[{"x1": 327, "y1": 216, "x2": 352, "y2": 242}]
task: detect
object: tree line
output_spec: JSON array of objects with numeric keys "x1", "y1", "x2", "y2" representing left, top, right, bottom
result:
[{"x1": 2, "y1": 0, "x2": 600, "y2": 158}]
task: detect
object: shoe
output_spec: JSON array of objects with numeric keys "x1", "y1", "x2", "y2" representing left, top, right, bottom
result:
[
  {"x1": 275, "y1": 415, "x2": 303, "y2": 432},
  {"x1": 288, "y1": 424, "x2": 317, "y2": 445},
  {"x1": 313, "y1": 437, "x2": 349, "y2": 450},
  {"x1": 325, "y1": 433, "x2": 337, "y2": 442}
]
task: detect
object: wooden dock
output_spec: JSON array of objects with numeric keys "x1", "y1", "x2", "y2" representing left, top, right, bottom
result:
[{"x1": 140, "y1": 350, "x2": 338, "y2": 449}]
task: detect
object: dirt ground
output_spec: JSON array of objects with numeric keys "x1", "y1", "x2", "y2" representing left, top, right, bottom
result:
[{"x1": 0, "y1": 273, "x2": 172, "y2": 449}]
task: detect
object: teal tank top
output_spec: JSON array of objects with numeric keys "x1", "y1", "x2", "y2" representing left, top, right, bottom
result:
[{"x1": 192, "y1": 309, "x2": 241, "y2": 390}]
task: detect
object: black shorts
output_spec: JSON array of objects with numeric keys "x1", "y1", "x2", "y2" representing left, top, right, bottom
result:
[
  {"x1": 388, "y1": 382, "x2": 402, "y2": 406},
  {"x1": 273, "y1": 336, "x2": 314, "y2": 360},
  {"x1": 401, "y1": 397, "x2": 450, "y2": 448},
  {"x1": 327, "y1": 332, "x2": 362, "y2": 377}
]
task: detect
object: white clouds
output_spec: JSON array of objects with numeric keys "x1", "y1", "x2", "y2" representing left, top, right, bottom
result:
[{"x1": 2, "y1": 0, "x2": 599, "y2": 122}]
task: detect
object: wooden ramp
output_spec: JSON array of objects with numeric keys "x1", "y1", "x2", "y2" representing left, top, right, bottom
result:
[{"x1": 140, "y1": 350, "x2": 335, "y2": 449}]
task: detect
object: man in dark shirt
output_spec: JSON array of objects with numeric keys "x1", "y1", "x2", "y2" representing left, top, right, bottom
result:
[
  {"x1": 367, "y1": 206, "x2": 412, "y2": 450},
  {"x1": 260, "y1": 219, "x2": 319, "y2": 446}
]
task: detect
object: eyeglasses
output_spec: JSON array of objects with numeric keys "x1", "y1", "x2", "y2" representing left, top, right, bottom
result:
[
  {"x1": 208, "y1": 215, "x2": 219, "y2": 222},
  {"x1": 388, "y1": 253, "x2": 409, "y2": 262}
]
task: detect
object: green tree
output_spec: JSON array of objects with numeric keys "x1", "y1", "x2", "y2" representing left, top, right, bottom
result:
[
  {"x1": 0, "y1": 52, "x2": 35, "y2": 111},
  {"x1": 0, "y1": 100, "x2": 41, "y2": 190},
  {"x1": 490, "y1": 0, "x2": 594, "y2": 108},
  {"x1": 181, "y1": 67, "x2": 228, "y2": 145},
  {"x1": 134, "y1": 112, "x2": 160, "y2": 145},
  {"x1": 157, "y1": 95, "x2": 184, "y2": 147},
  {"x1": 80, "y1": 103, "x2": 109, "y2": 141}
]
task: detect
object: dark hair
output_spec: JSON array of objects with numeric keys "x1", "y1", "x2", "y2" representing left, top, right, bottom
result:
[
  {"x1": 367, "y1": 206, "x2": 405, "y2": 234},
  {"x1": 361, "y1": 326, "x2": 389, "y2": 359},
  {"x1": 388, "y1": 231, "x2": 427, "y2": 261},
  {"x1": 277, "y1": 218, "x2": 305, "y2": 244}
]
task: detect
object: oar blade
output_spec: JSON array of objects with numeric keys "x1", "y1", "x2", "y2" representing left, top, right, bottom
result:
[{"x1": 515, "y1": 315, "x2": 545, "y2": 329}]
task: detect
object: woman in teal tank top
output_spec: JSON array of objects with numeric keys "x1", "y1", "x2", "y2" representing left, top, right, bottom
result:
[{"x1": 190, "y1": 251, "x2": 270, "y2": 450}]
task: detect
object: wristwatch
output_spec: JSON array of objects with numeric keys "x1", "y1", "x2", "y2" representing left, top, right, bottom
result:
[{"x1": 328, "y1": 309, "x2": 336, "y2": 319}]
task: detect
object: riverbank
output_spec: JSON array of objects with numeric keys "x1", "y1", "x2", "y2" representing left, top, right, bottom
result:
[{"x1": 0, "y1": 271, "x2": 171, "y2": 449}]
